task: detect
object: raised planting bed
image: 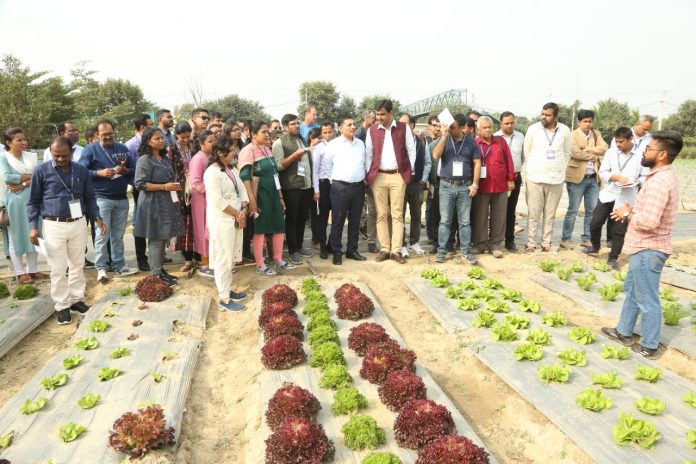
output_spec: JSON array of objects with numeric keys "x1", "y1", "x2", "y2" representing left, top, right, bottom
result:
[
  {"x1": 406, "y1": 271, "x2": 696, "y2": 464},
  {"x1": 247, "y1": 279, "x2": 496, "y2": 464},
  {"x1": 0, "y1": 291, "x2": 210, "y2": 463},
  {"x1": 661, "y1": 264, "x2": 696, "y2": 292},
  {"x1": 0, "y1": 290, "x2": 53, "y2": 359},
  {"x1": 533, "y1": 269, "x2": 696, "y2": 357}
]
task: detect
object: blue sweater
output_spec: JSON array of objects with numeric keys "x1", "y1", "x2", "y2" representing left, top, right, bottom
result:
[{"x1": 79, "y1": 142, "x2": 134, "y2": 200}]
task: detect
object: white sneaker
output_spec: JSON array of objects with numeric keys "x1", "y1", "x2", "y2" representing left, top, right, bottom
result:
[
  {"x1": 113, "y1": 266, "x2": 138, "y2": 277},
  {"x1": 97, "y1": 269, "x2": 109, "y2": 283},
  {"x1": 409, "y1": 243, "x2": 425, "y2": 255},
  {"x1": 400, "y1": 246, "x2": 410, "y2": 258}
]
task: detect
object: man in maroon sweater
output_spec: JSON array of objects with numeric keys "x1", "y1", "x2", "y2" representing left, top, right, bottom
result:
[{"x1": 471, "y1": 116, "x2": 515, "y2": 257}]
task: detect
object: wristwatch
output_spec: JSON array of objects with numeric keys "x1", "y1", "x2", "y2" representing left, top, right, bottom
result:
[{"x1": 471, "y1": 184, "x2": 478, "y2": 189}]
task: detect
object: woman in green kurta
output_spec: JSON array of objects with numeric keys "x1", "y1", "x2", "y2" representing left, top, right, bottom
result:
[
  {"x1": 238, "y1": 121, "x2": 296, "y2": 276},
  {"x1": 0, "y1": 128, "x2": 48, "y2": 283}
]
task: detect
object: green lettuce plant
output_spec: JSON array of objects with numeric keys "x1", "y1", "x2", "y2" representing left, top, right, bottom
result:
[
  {"x1": 458, "y1": 279, "x2": 478, "y2": 291},
  {"x1": 542, "y1": 312, "x2": 567, "y2": 327},
  {"x1": 538, "y1": 259, "x2": 557, "y2": 272},
  {"x1": 683, "y1": 391, "x2": 696, "y2": 408},
  {"x1": 613, "y1": 270, "x2": 627, "y2": 281},
  {"x1": 20, "y1": 397, "x2": 48, "y2": 414},
  {"x1": 302, "y1": 299, "x2": 329, "y2": 317},
  {"x1": 568, "y1": 327, "x2": 596, "y2": 345},
  {"x1": 309, "y1": 342, "x2": 345, "y2": 370},
  {"x1": 472, "y1": 311, "x2": 497, "y2": 328},
  {"x1": 537, "y1": 364, "x2": 571, "y2": 383},
  {"x1": 688, "y1": 429, "x2": 696, "y2": 449},
  {"x1": 97, "y1": 367, "x2": 120, "y2": 382},
  {"x1": 111, "y1": 347, "x2": 131, "y2": 359},
  {"x1": 87, "y1": 319, "x2": 111, "y2": 333},
  {"x1": 526, "y1": 328, "x2": 552, "y2": 345},
  {"x1": 556, "y1": 266, "x2": 574, "y2": 281},
  {"x1": 341, "y1": 414, "x2": 386, "y2": 451},
  {"x1": 300, "y1": 278, "x2": 320, "y2": 294},
  {"x1": 635, "y1": 365, "x2": 662, "y2": 383},
  {"x1": 431, "y1": 275, "x2": 450, "y2": 288},
  {"x1": 486, "y1": 300, "x2": 509, "y2": 313},
  {"x1": 519, "y1": 299, "x2": 541, "y2": 313},
  {"x1": 467, "y1": 267, "x2": 485, "y2": 279},
  {"x1": 331, "y1": 387, "x2": 367, "y2": 415},
  {"x1": 659, "y1": 288, "x2": 679, "y2": 301},
  {"x1": 320, "y1": 364, "x2": 352, "y2": 389},
  {"x1": 601, "y1": 345, "x2": 630, "y2": 360},
  {"x1": 62, "y1": 354, "x2": 84, "y2": 370},
  {"x1": 599, "y1": 283, "x2": 623, "y2": 302},
  {"x1": 421, "y1": 268, "x2": 441, "y2": 280},
  {"x1": 150, "y1": 372, "x2": 166, "y2": 383},
  {"x1": 491, "y1": 324, "x2": 518, "y2": 342},
  {"x1": 307, "y1": 311, "x2": 337, "y2": 332},
  {"x1": 482, "y1": 278, "x2": 502, "y2": 289},
  {"x1": 513, "y1": 342, "x2": 544, "y2": 361},
  {"x1": 503, "y1": 314, "x2": 530, "y2": 329},
  {"x1": 592, "y1": 370, "x2": 623, "y2": 389},
  {"x1": 444, "y1": 286, "x2": 465, "y2": 299},
  {"x1": 663, "y1": 305, "x2": 689, "y2": 326},
  {"x1": 13, "y1": 283, "x2": 39, "y2": 300},
  {"x1": 74, "y1": 337, "x2": 99, "y2": 350},
  {"x1": 59, "y1": 423, "x2": 87, "y2": 443},
  {"x1": 500, "y1": 289, "x2": 522, "y2": 302},
  {"x1": 471, "y1": 287, "x2": 494, "y2": 301},
  {"x1": 0, "y1": 432, "x2": 12, "y2": 450},
  {"x1": 593, "y1": 262, "x2": 611, "y2": 272},
  {"x1": 557, "y1": 348, "x2": 587, "y2": 366},
  {"x1": 304, "y1": 290, "x2": 327, "y2": 304},
  {"x1": 362, "y1": 451, "x2": 403, "y2": 464},
  {"x1": 456, "y1": 297, "x2": 480, "y2": 311},
  {"x1": 116, "y1": 287, "x2": 132, "y2": 297},
  {"x1": 77, "y1": 393, "x2": 101, "y2": 409},
  {"x1": 576, "y1": 273, "x2": 597, "y2": 291},
  {"x1": 612, "y1": 413, "x2": 660, "y2": 449},
  {"x1": 634, "y1": 397, "x2": 666, "y2": 415},
  {"x1": 571, "y1": 262, "x2": 584, "y2": 273},
  {"x1": 576, "y1": 387, "x2": 612, "y2": 412},
  {"x1": 40, "y1": 373, "x2": 68, "y2": 390},
  {"x1": 308, "y1": 325, "x2": 340, "y2": 348}
]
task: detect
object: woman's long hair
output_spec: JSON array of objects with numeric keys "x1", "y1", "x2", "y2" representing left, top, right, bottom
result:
[{"x1": 137, "y1": 127, "x2": 165, "y2": 157}]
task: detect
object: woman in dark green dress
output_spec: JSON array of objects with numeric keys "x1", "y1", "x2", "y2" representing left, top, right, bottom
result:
[{"x1": 238, "y1": 121, "x2": 295, "y2": 276}]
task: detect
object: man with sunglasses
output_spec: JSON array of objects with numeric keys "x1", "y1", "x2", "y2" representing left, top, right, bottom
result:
[
  {"x1": 602, "y1": 131, "x2": 682, "y2": 360},
  {"x1": 79, "y1": 119, "x2": 138, "y2": 282},
  {"x1": 189, "y1": 108, "x2": 210, "y2": 137}
]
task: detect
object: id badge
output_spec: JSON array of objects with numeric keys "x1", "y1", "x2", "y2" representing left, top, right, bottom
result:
[
  {"x1": 274, "y1": 174, "x2": 281, "y2": 190},
  {"x1": 297, "y1": 162, "x2": 306, "y2": 177},
  {"x1": 480, "y1": 166, "x2": 488, "y2": 179},
  {"x1": 546, "y1": 149, "x2": 556, "y2": 161},
  {"x1": 452, "y1": 161, "x2": 464, "y2": 177},
  {"x1": 68, "y1": 200, "x2": 82, "y2": 219},
  {"x1": 170, "y1": 190, "x2": 179, "y2": 203}
]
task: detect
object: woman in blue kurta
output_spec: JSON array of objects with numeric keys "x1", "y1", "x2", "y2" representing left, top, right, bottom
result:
[{"x1": 0, "y1": 128, "x2": 48, "y2": 283}]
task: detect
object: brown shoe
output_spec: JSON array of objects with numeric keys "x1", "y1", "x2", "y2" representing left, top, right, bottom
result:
[
  {"x1": 18, "y1": 274, "x2": 33, "y2": 284},
  {"x1": 29, "y1": 272, "x2": 50, "y2": 280},
  {"x1": 391, "y1": 252, "x2": 406, "y2": 264},
  {"x1": 375, "y1": 251, "x2": 390, "y2": 262}
]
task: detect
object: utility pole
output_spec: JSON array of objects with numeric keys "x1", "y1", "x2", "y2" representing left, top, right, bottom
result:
[{"x1": 658, "y1": 90, "x2": 666, "y2": 130}]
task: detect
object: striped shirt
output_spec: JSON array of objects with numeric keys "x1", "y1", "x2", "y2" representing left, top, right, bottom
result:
[{"x1": 623, "y1": 165, "x2": 679, "y2": 256}]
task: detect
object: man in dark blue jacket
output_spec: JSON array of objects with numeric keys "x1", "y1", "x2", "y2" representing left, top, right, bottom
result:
[{"x1": 79, "y1": 119, "x2": 138, "y2": 282}]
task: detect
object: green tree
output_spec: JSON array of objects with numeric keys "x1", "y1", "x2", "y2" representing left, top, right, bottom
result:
[
  {"x1": 174, "y1": 94, "x2": 272, "y2": 124},
  {"x1": 357, "y1": 95, "x2": 401, "y2": 116},
  {"x1": 297, "y1": 81, "x2": 340, "y2": 122},
  {"x1": 335, "y1": 95, "x2": 357, "y2": 120},
  {"x1": 592, "y1": 98, "x2": 634, "y2": 140},
  {"x1": 663, "y1": 99, "x2": 696, "y2": 137},
  {"x1": 557, "y1": 100, "x2": 581, "y2": 129},
  {"x1": 0, "y1": 55, "x2": 74, "y2": 147}
]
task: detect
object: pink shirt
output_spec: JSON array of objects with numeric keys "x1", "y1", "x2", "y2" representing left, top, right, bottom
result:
[{"x1": 623, "y1": 165, "x2": 679, "y2": 256}]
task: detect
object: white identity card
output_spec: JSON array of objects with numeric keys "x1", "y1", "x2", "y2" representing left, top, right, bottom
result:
[
  {"x1": 274, "y1": 174, "x2": 281, "y2": 190},
  {"x1": 546, "y1": 149, "x2": 556, "y2": 160},
  {"x1": 480, "y1": 166, "x2": 487, "y2": 179},
  {"x1": 297, "y1": 162, "x2": 306, "y2": 177},
  {"x1": 170, "y1": 190, "x2": 179, "y2": 203},
  {"x1": 68, "y1": 200, "x2": 82, "y2": 219},
  {"x1": 452, "y1": 161, "x2": 464, "y2": 177},
  {"x1": 36, "y1": 238, "x2": 48, "y2": 257}
]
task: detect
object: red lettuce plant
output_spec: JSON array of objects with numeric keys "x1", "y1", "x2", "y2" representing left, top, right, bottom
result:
[
  {"x1": 337, "y1": 292, "x2": 375, "y2": 320},
  {"x1": 134, "y1": 275, "x2": 173, "y2": 302},
  {"x1": 348, "y1": 322, "x2": 391, "y2": 356},
  {"x1": 108, "y1": 405, "x2": 175, "y2": 459},
  {"x1": 263, "y1": 313, "x2": 304, "y2": 342},
  {"x1": 378, "y1": 369, "x2": 427, "y2": 412},
  {"x1": 259, "y1": 302, "x2": 295, "y2": 328},
  {"x1": 265, "y1": 416, "x2": 335, "y2": 463},
  {"x1": 394, "y1": 399, "x2": 456, "y2": 449},
  {"x1": 334, "y1": 283, "x2": 360, "y2": 302},
  {"x1": 263, "y1": 284, "x2": 298, "y2": 307},
  {"x1": 416, "y1": 435, "x2": 490, "y2": 463},
  {"x1": 261, "y1": 335, "x2": 306, "y2": 370},
  {"x1": 265, "y1": 383, "x2": 321, "y2": 431},
  {"x1": 360, "y1": 340, "x2": 417, "y2": 384}
]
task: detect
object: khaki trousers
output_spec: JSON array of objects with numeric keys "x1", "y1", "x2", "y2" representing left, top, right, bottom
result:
[
  {"x1": 525, "y1": 181, "x2": 563, "y2": 247},
  {"x1": 373, "y1": 172, "x2": 406, "y2": 254},
  {"x1": 43, "y1": 217, "x2": 88, "y2": 311}
]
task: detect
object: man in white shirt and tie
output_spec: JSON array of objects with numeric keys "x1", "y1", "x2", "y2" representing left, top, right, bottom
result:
[{"x1": 325, "y1": 117, "x2": 369, "y2": 265}]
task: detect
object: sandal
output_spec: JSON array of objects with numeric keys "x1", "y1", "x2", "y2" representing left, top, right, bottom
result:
[
  {"x1": 179, "y1": 261, "x2": 196, "y2": 272},
  {"x1": 601, "y1": 327, "x2": 635, "y2": 347},
  {"x1": 256, "y1": 266, "x2": 277, "y2": 276}
]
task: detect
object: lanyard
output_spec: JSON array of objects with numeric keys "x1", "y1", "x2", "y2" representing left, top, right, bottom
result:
[
  {"x1": 618, "y1": 152, "x2": 634, "y2": 173},
  {"x1": 176, "y1": 142, "x2": 192, "y2": 163},
  {"x1": 478, "y1": 141, "x2": 493, "y2": 165},
  {"x1": 543, "y1": 128, "x2": 559, "y2": 146},
  {"x1": 54, "y1": 164, "x2": 75, "y2": 200},
  {"x1": 255, "y1": 145, "x2": 279, "y2": 176},
  {"x1": 449, "y1": 136, "x2": 466, "y2": 160},
  {"x1": 154, "y1": 156, "x2": 174, "y2": 182},
  {"x1": 98, "y1": 143, "x2": 123, "y2": 167},
  {"x1": 225, "y1": 168, "x2": 240, "y2": 195}
]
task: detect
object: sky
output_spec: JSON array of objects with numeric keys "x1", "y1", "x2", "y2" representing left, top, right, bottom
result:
[{"x1": 1, "y1": 0, "x2": 694, "y2": 121}]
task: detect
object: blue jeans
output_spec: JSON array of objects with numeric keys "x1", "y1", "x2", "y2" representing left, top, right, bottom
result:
[
  {"x1": 617, "y1": 250, "x2": 668, "y2": 349},
  {"x1": 437, "y1": 181, "x2": 472, "y2": 254},
  {"x1": 95, "y1": 198, "x2": 129, "y2": 271},
  {"x1": 562, "y1": 177, "x2": 598, "y2": 242}
]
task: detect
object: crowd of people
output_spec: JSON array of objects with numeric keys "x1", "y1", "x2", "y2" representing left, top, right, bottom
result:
[{"x1": 0, "y1": 100, "x2": 685, "y2": 357}]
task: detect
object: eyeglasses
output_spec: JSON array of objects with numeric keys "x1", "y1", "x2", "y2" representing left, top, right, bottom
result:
[
  {"x1": 231, "y1": 127, "x2": 242, "y2": 132},
  {"x1": 644, "y1": 147, "x2": 662, "y2": 153},
  {"x1": 100, "y1": 132, "x2": 115, "y2": 137},
  {"x1": 199, "y1": 116, "x2": 210, "y2": 121}
]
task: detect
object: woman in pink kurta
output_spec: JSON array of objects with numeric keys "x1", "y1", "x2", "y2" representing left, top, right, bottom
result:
[{"x1": 190, "y1": 130, "x2": 215, "y2": 277}]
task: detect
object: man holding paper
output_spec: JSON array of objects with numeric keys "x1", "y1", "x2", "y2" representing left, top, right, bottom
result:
[
  {"x1": 583, "y1": 127, "x2": 646, "y2": 269},
  {"x1": 27, "y1": 136, "x2": 106, "y2": 325}
]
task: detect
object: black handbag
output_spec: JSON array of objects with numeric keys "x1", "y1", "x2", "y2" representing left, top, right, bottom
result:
[{"x1": 0, "y1": 206, "x2": 9, "y2": 227}]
